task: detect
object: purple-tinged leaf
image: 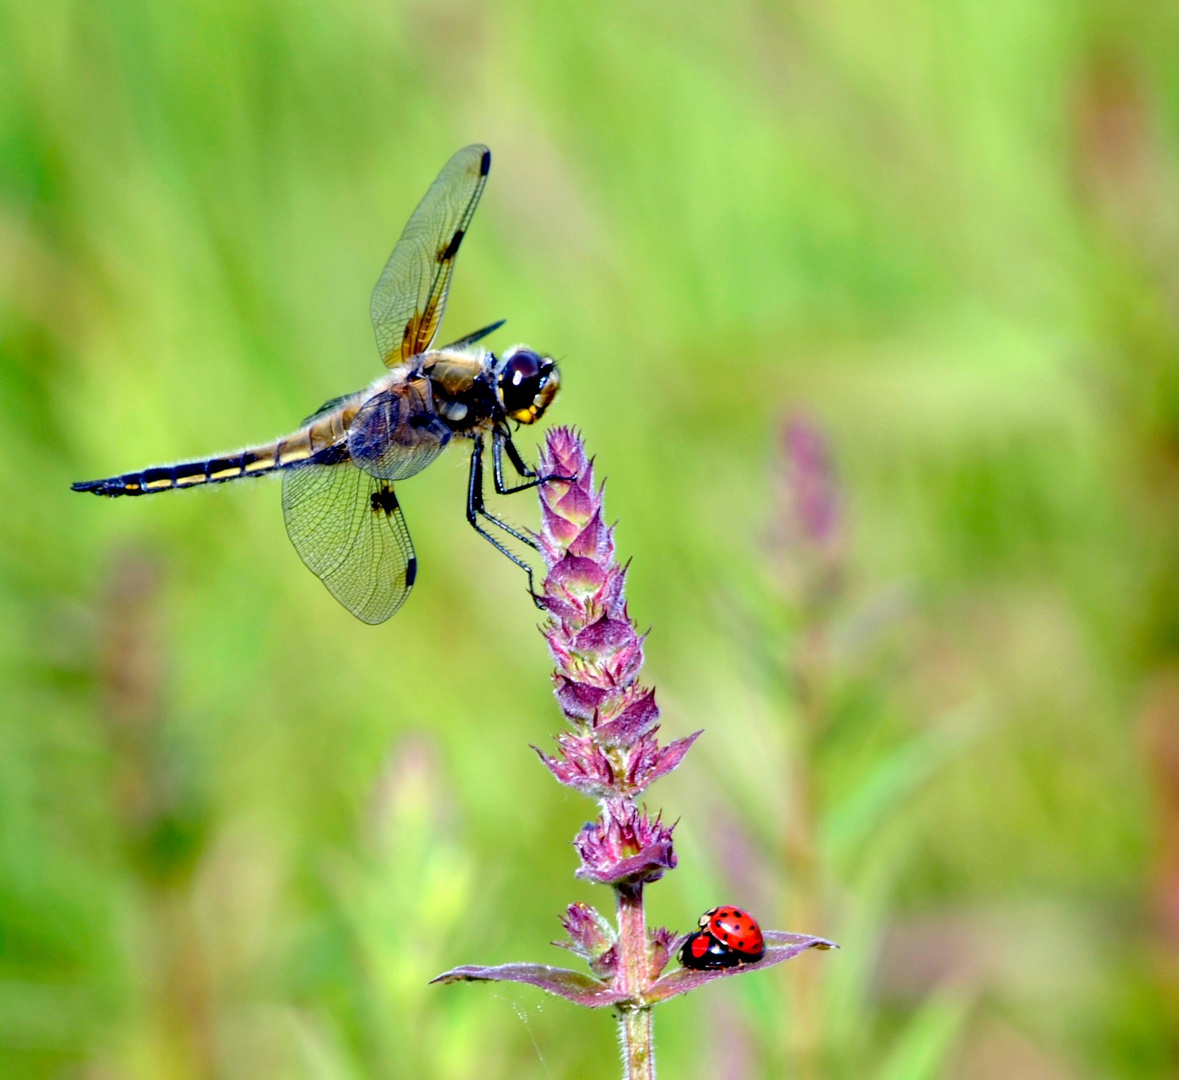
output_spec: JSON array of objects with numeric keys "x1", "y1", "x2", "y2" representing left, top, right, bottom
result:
[
  {"x1": 574, "y1": 802, "x2": 677, "y2": 886},
  {"x1": 557, "y1": 901, "x2": 617, "y2": 959},
  {"x1": 533, "y1": 736, "x2": 617, "y2": 795},
  {"x1": 763, "y1": 930, "x2": 838, "y2": 947},
  {"x1": 643, "y1": 934, "x2": 838, "y2": 1003},
  {"x1": 575, "y1": 615, "x2": 634, "y2": 654},
  {"x1": 589, "y1": 943, "x2": 618, "y2": 978},
  {"x1": 595, "y1": 688, "x2": 660, "y2": 745},
  {"x1": 649, "y1": 926, "x2": 677, "y2": 981},
  {"x1": 430, "y1": 963, "x2": 629, "y2": 1008},
  {"x1": 547, "y1": 554, "x2": 606, "y2": 595},
  {"x1": 554, "y1": 677, "x2": 610, "y2": 722},
  {"x1": 626, "y1": 730, "x2": 702, "y2": 790},
  {"x1": 566, "y1": 508, "x2": 614, "y2": 562}
]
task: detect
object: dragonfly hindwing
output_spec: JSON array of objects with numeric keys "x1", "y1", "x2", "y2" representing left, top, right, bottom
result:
[{"x1": 301, "y1": 393, "x2": 355, "y2": 427}]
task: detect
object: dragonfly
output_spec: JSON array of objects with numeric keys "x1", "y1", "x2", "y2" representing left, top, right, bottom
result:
[{"x1": 73, "y1": 144, "x2": 564, "y2": 624}]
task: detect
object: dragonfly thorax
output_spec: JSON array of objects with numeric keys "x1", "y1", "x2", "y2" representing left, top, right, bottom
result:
[{"x1": 418, "y1": 349, "x2": 499, "y2": 434}]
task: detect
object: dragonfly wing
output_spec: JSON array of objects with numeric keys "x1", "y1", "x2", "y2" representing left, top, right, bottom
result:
[
  {"x1": 371, "y1": 144, "x2": 491, "y2": 367},
  {"x1": 440, "y1": 318, "x2": 505, "y2": 351},
  {"x1": 282, "y1": 452, "x2": 417, "y2": 624},
  {"x1": 301, "y1": 392, "x2": 356, "y2": 427},
  {"x1": 346, "y1": 381, "x2": 450, "y2": 480}
]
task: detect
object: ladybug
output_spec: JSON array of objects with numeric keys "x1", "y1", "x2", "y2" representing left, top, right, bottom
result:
[
  {"x1": 701, "y1": 906, "x2": 765, "y2": 958},
  {"x1": 678, "y1": 905, "x2": 766, "y2": 970}
]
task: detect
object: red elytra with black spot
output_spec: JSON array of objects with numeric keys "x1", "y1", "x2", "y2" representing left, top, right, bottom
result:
[
  {"x1": 678, "y1": 929, "x2": 743, "y2": 970},
  {"x1": 700, "y1": 906, "x2": 765, "y2": 958}
]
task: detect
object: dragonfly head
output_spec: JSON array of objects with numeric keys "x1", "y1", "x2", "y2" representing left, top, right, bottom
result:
[{"x1": 496, "y1": 346, "x2": 560, "y2": 424}]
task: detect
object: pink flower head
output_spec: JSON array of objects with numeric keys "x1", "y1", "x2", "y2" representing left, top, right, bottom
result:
[
  {"x1": 559, "y1": 901, "x2": 617, "y2": 957},
  {"x1": 574, "y1": 800, "x2": 677, "y2": 886}
]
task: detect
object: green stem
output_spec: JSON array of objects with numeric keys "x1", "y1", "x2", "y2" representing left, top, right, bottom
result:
[
  {"x1": 615, "y1": 883, "x2": 655, "y2": 1080},
  {"x1": 620, "y1": 1006, "x2": 655, "y2": 1080}
]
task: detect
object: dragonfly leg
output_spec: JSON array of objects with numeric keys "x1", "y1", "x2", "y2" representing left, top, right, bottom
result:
[
  {"x1": 493, "y1": 429, "x2": 575, "y2": 495},
  {"x1": 468, "y1": 435, "x2": 540, "y2": 551},
  {"x1": 467, "y1": 437, "x2": 544, "y2": 607}
]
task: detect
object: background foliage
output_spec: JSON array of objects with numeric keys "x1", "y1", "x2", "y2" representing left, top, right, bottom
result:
[{"x1": 3, "y1": 0, "x2": 1179, "y2": 1077}]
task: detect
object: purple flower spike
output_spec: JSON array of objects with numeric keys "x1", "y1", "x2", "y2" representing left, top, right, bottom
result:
[
  {"x1": 433, "y1": 429, "x2": 835, "y2": 1080},
  {"x1": 532, "y1": 429, "x2": 688, "y2": 810}
]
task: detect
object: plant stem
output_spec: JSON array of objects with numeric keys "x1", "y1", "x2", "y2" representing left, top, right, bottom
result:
[
  {"x1": 616, "y1": 883, "x2": 655, "y2": 1080},
  {"x1": 782, "y1": 625, "x2": 826, "y2": 1080},
  {"x1": 620, "y1": 1007, "x2": 655, "y2": 1080}
]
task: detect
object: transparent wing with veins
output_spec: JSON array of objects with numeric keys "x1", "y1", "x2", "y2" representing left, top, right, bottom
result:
[
  {"x1": 370, "y1": 144, "x2": 491, "y2": 367},
  {"x1": 282, "y1": 450, "x2": 417, "y2": 624}
]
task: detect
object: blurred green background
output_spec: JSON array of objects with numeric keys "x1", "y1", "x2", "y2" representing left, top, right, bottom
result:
[{"x1": 3, "y1": 0, "x2": 1179, "y2": 1077}]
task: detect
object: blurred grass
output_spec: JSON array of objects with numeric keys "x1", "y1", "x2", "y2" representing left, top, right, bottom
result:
[{"x1": 3, "y1": 0, "x2": 1179, "y2": 1077}]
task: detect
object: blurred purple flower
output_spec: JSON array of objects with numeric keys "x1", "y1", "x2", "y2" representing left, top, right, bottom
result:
[
  {"x1": 780, "y1": 416, "x2": 841, "y2": 550},
  {"x1": 768, "y1": 414, "x2": 847, "y2": 611}
]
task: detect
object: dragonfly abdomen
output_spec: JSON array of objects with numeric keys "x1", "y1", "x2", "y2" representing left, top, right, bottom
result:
[{"x1": 72, "y1": 426, "x2": 341, "y2": 497}]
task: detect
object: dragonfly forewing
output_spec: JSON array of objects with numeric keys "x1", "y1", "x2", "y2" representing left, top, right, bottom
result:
[{"x1": 370, "y1": 144, "x2": 490, "y2": 367}]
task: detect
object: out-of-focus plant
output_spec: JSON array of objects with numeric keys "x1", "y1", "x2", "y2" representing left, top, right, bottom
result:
[
  {"x1": 433, "y1": 428, "x2": 835, "y2": 1079},
  {"x1": 96, "y1": 550, "x2": 219, "y2": 1080},
  {"x1": 702, "y1": 414, "x2": 981, "y2": 1080},
  {"x1": 292, "y1": 735, "x2": 500, "y2": 1080}
]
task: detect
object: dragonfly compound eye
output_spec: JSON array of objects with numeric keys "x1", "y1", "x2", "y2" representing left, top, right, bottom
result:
[{"x1": 499, "y1": 348, "x2": 557, "y2": 422}]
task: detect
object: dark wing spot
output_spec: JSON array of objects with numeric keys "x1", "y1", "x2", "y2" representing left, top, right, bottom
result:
[
  {"x1": 440, "y1": 229, "x2": 464, "y2": 261},
  {"x1": 479, "y1": 148, "x2": 491, "y2": 176},
  {"x1": 405, "y1": 557, "x2": 417, "y2": 587},
  {"x1": 370, "y1": 486, "x2": 400, "y2": 515}
]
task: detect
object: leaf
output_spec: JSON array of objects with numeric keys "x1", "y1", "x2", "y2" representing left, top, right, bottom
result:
[
  {"x1": 430, "y1": 963, "x2": 630, "y2": 1008},
  {"x1": 872, "y1": 986, "x2": 973, "y2": 1080},
  {"x1": 822, "y1": 699, "x2": 983, "y2": 867}
]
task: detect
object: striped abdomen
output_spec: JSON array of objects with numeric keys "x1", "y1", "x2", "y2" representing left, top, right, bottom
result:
[{"x1": 72, "y1": 405, "x2": 357, "y2": 497}]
